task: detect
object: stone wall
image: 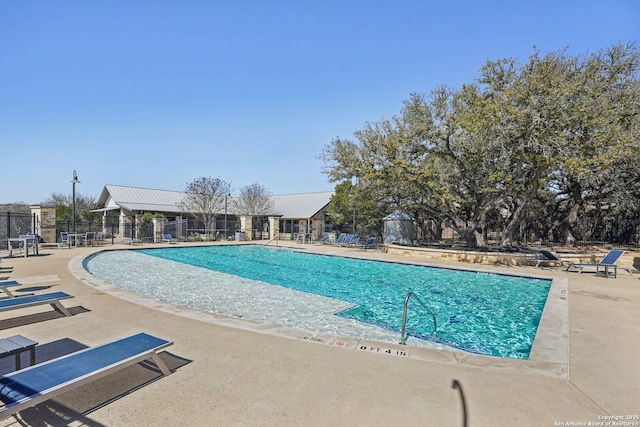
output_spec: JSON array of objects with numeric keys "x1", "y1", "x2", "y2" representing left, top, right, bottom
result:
[{"x1": 384, "y1": 245, "x2": 599, "y2": 266}]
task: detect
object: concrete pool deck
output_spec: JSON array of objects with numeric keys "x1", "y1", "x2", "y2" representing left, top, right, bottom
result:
[{"x1": 0, "y1": 242, "x2": 638, "y2": 426}]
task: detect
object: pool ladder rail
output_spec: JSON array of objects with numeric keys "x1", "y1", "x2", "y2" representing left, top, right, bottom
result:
[{"x1": 399, "y1": 292, "x2": 437, "y2": 345}]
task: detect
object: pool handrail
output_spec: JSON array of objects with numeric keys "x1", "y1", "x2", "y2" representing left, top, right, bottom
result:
[{"x1": 399, "y1": 291, "x2": 437, "y2": 345}]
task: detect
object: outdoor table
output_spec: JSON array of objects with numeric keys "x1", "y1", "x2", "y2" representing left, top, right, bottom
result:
[
  {"x1": 0, "y1": 335, "x2": 37, "y2": 370},
  {"x1": 67, "y1": 233, "x2": 84, "y2": 247},
  {"x1": 6, "y1": 236, "x2": 39, "y2": 258}
]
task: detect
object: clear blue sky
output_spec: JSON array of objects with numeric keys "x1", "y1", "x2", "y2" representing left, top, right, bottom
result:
[{"x1": 1, "y1": 1, "x2": 638, "y2": 204}]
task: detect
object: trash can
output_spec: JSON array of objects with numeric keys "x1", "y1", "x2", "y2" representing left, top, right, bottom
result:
[{"x1": 235, "y1": 231, "x2": 246, "y2": 241}]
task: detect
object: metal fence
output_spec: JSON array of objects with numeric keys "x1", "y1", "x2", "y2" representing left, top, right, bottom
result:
[
  {"x1": 0, "y1": 211, "x2": 34, "y2": 249},
  {"x1": 414, "y1": 218, "x2": 640, "y2": 249}
]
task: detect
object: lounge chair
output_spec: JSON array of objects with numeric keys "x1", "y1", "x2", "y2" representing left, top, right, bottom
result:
[
  {"x1": 0, "y1": 332, "x2": 173, "y2": 419},
  {"x1": 332, "y1": 233, "x2": 347, "y2": 246},
  {"x1": 358, "y1": 236, "x2": 377, "y2": 249},
  {"x1": 339, "y1": 234, "x2": 354, "y2": 246},
  {"x1": 534, "y1": 250, "x2": 569, "y2": 268},
  {"x1": 565, "y1": 249, "x2": 633, "y2": 278},
  {"x1": 0, "y1": 281, "x2": 21, "y2": 299},
  {"x1": 0, "y1": 292, "x2": 73, "y2": 317},
  {"x1": 347, "y1": 235, "x2": 361, "y2": 246},
  {"x1": 162, "y1": 234, "x2": 178, "y2": 244},
  {"x1": 316, "y1": 236, "x2": 331, "y2": 245}
]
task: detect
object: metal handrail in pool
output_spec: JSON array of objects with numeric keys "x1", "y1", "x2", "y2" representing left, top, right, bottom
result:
[{"x1": 400, "y1": 291, "x2": 437, "y2": 345}]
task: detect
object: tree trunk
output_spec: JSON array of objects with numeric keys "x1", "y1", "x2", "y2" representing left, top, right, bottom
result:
[{"x1": 560, "y1": 182, "x2": 583, "y2": 247}]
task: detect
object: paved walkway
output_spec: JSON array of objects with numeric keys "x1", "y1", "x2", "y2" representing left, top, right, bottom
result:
[{"x1": 0, "y1": 242, "x2": 638, "y2": 426}]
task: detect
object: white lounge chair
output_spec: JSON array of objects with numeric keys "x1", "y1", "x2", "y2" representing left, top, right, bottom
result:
[{"x1": 0, "y1": 333, "x2": 173, "y2": 419}]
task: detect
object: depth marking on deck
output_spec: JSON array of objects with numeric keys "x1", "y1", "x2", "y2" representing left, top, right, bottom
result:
[
  {"x1": 301, "y1": 336, "x2": 325, "y2": 344},
  {"x1": 358, "y1": 345, "x2": 407, "y2": 357},
  {"x1": 300, "y1": 336, "x2": 408, "y2": 357}
]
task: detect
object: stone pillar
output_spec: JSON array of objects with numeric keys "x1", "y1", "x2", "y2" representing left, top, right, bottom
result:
[
  {"x1": 152, "y1": 218, "x2": 166, "y2": 243},
  {"x1": 312, "y1": 218, "x2": 324, "y2": 241},
  {"x1": 30, "y1": 205, "x2": 56, "y2": 243},
  {"x1": 119, "y1": 210, "x2": 127, "y2": 239},
  {"x1": 240, "y1": 215, "x2": 253, "y2": 241},
  {"x1": 268, "y1": 216, "x2": 279, "y2": 240}
]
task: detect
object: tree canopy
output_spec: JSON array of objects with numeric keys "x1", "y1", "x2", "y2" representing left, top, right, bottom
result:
[
  {"x1": 234, "y1": 183, "x2": 274, "y2": 216},
  {"x1": 320, "y1": 43, "x2": 640, "y2": 247},
  {"x1": 181, "y1": 176, "x2": 232, "y2": 237}
]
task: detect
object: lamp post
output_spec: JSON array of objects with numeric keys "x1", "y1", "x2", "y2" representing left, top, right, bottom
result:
[
  {"x1": 71, "y1": 170, "x2": 80, "y2": 232},
  {"x1": 224, "y1": 193, "x2": 230, "y2": 238},
  {"x1": 351, "y1": 176, "x2": 357, "y2": 235}
]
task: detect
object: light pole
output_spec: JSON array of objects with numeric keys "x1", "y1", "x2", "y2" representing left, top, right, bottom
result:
[
  {"x1": 71, "y1": 170, "x2": 80, "y2": 232},
  {"x1": 351, "y1": 176, "x2": 357, "y2": 235},
  {"x1": 224, "y1": 193, "x2": 230, "y2": 238}
]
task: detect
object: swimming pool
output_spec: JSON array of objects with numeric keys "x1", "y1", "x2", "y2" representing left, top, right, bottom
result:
[{"x1": 84, "y1": 245, "x2": 552, "y2": 359}]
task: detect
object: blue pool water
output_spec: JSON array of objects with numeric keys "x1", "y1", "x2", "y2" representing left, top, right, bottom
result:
[{"x1": 84, "y1": 245, "x2": 552, "y2": 359}]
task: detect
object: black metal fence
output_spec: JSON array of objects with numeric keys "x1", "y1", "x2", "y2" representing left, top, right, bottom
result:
[
  {"x1": 414, "y1": 219, "x2": 640, "y2": 249},
  {"x1": 0, "y1": 211, "x2": 34, "y2": 249}
]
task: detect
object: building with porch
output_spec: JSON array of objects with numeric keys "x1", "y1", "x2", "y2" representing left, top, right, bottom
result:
[{"x1": 93, "y1": 184, "x2": 334, "y2": 242}]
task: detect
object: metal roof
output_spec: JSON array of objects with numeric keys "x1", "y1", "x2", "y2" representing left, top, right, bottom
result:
[
  {"x1": 96, "y1": 184, "x2": 333, "y2": 218},
  {"x1": 270, "y1": 191, "x2": 334, "y2": 219}
]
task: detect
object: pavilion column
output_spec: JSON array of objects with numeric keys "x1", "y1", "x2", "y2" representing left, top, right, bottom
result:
[
  {"x1": 268, "y1": 216, "x2": 279, "y2": 241},
  {"x1": 30, "y1": 205, "x2": 56, "y2": 244},
  {"x1": 240, "y1": 215, "x2": 253, "y2": 241},
  {"x1": 119, "y1": 210, "x2": 127, "y2": 239}
]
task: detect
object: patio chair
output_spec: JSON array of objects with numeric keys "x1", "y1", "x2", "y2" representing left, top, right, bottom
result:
[
  {"x1": 565, "y1": 249, "x2": 633, "y2": 278},
  {"x1": 162, "y1": 234, "x2": 178, "y2": 244},
  {"x1": 84, "y1": 232, "x2": 96, "y2": 247},
  {"x1": 95, "y1": 231, "x2": 105, "y2": 246},
  {"x1": 534, "y1": 250, "x2": 569, "y2": 268},
  {"x1": 0, "y1": 333, "x2": 173, "y2": 419}
]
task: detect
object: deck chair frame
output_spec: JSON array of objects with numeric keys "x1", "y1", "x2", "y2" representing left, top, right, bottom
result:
[
  {"x1": 0, "y1": 333, "x2": 173, "y2": 419},
  {"x1": 0, "y1": 281, "x2": 21, "y2": 299},
  {"x1": 565, "y1": 249, "x2": 633, "y2": 278},
  {"x1": 0, "y1": 292, "x2": 73, "y2": 317}
]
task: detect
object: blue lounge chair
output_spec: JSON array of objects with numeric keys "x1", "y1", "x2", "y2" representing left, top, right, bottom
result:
[
  {"x1": 162, "y1": 234, "x2": 178, "y2": 244},
  {"x1": 340, "y1": 234, "x2": 354, "y2": 246},
  {"x1": 317, "y1": 236, "x2": 331, "y2": 245},
  {"x1": 0, "y1": 281, "x2": 21, "y2": 299},
  {"x1": 347, "y1": 235, "x2": 360, "y2": 246},
  {"x1": 332, "y1": 233, "x2": 347, "y2": 246},
  {"x1": 0, "y1": 333, "x2": 173, "y2": 419},
  {"x1": 358, "y1": 237, "x2": 377, "y2": 249},
  {"x1": 534, "y1": 250, "x2": 569, "y2": 268},
  {"x1": 0, "y1": 292, "x2": 73, "y2": 317},
  {"x1": 566, "y1": 249, "x2": 633, "y2": 278}
]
